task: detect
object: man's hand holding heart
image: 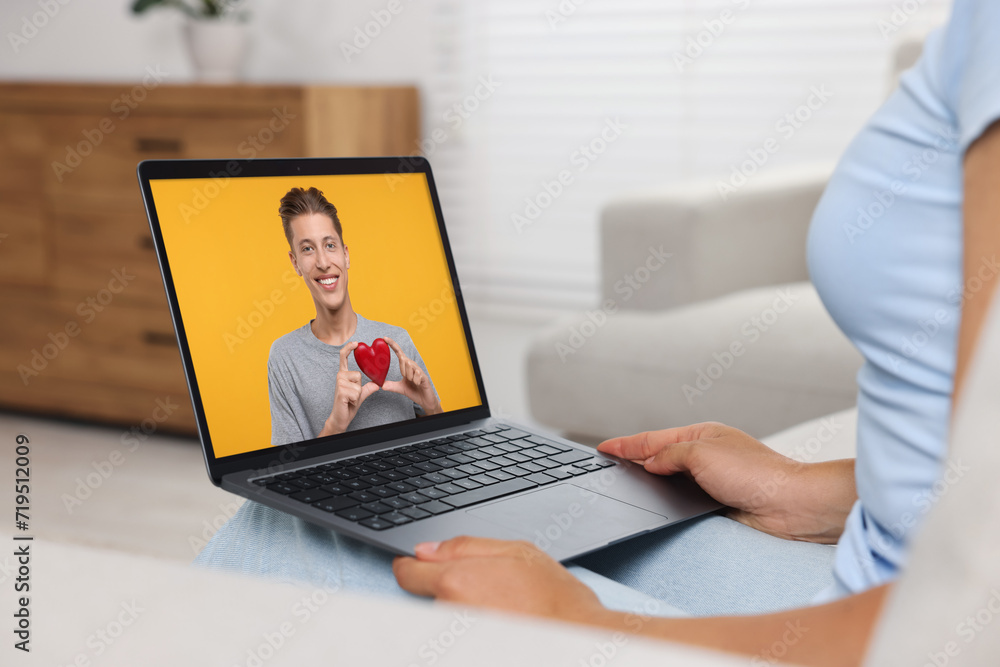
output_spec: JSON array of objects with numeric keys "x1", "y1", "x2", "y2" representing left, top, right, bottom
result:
[{"x1": 381, "y1": 336, "x2": 443, "y2": 416}]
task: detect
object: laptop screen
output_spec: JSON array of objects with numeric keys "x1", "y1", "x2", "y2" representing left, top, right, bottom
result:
[{"x1": 145, "y1": 167, "x2": 483, "y2": 461}]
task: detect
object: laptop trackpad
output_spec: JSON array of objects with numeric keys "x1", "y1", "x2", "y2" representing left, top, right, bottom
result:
[{"x1": 467, "y1": 484, "x2": 667, "y2": 553}]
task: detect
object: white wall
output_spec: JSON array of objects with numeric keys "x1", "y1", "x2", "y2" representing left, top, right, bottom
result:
[{"x1": 0, "y1": 0, "x2": 433, "y2": 85}]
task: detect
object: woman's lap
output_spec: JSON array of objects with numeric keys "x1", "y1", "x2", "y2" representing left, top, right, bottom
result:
[{"x1": 194, "y1": 501, "x2": 835, "y2": 618}]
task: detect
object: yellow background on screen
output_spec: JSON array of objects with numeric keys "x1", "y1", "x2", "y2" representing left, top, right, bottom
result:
[{"x1": 150, "y1": 173, "x2": 481, "y2": 458}]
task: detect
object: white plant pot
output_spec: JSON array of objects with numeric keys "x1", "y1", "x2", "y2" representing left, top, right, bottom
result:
[{"x1": 183, "y1": 19, "x2": 249, "y2": 83}]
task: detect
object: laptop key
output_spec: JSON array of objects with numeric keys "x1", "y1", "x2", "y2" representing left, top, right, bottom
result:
[
  {"x1": 309, "y1": 474, "x2": 338, "y2": 485},
  {"x1": 414, "y1": 461, "x2": 442, "y2": 473},
  {"x1": 400, "y1": 506, "x2": 431, "y2": 520},
  {"x1": 368, "y1": 486, "x2": 396, "y2": 499},
  {"x1": 505, "y1": 465, "x2": 534, "y2": 477},
  {"x1": 504, "y1": 429, "x2": 532, "y2": 439},
  {"x1": 386, "y1": 481, "x2": 416, "y2": 494},
  {"x1": 472, "y1": 460, "x2": 500, "y2": 471},
  {"x1": 417, "y1": 500, "x2": 455, "y2": 515},
  {"x1": 470, "y1": 474, "x2": 499, "y2": 486},
  {"x1": 437, "y1": 444, "x2": 464, "y2": 455},
  {"x1": 525, "y1": 472, "x2": 559, "y2": 485},
  {"x1": 491, "y1": 455, "x2": 517, "y2": 466},
  {"x1": 439, "y1": 478, "x2": 538, "y2": 508},
  {"x1": 383, "y1": 457, "x2": 411, "y2": 468},
  {"x1": 336, "y1": 507, "x2": 373, "y2": 522},
  {"x1": 349, "y1": 490, "x2": 379, "y2": 503},
  {"x1": 361, "y1": 501, "x2": 393, "y2": 515},
  {"x1": 265, "y1": 482, "x2": 299, "y2": 495},
  {"x1": 379, "y1": 470, "x2": 408, "y2": 482},
  {"x1": 422, "y1": 472, "x2": 452, "y2": 484},
  {"x1": 359, "y1": 516, "x2": 393, "y2": 531},
  {"x1": 550, "y1": 450, "x2": 593, "y2": 465},
  {"x1": 520, "y1": 448, "x2": 548, "y2": 460},
  {"x1": 290, "y1": 478, "x2": 320, "y2": 489},
  {"x1": 436, "y1": 482, "x2": 467, "y2": 495},
  {"x1": 320, "y1": 483, "x2": 351, "y2": 495},
  {"x1": 533, "y1": 458, "x2": 562, "y2": 470},
  {"x1": 360, "y1": 474, "x2": 390, "y2": 486},
  {"x1": 485, "y1": 470, "x2": 515, "y2": 481},
  {"x1": 430, "y1": 457, "x2": 460, "y2": 469},
  {"x1": 343, "y1": 479, "x2": 371, "y2": 491},
  {"x1": 446, "y1": 453, "x2": 475, "y2": 465},
  {"x1": 417, "y1": 487, "x2": 450, "y2": 500},
  {"x1": 453, "y1": 478, "x2": 483, "y2": 490},
  {"x1": 404, "y1": 476, "x2": 434, "y2": 489},
  {"x1": 504, "y1": 452, "x2": 531, "y2": 463},
  {"x1": 399, "y1": 492, "x2": 428, "y2": 504},
  {"x1": 383, "y1": 497, "x2": 412, "y2": 510},
  {"x1": 494, "y1": 442, "x2": 521, "y2": 453},
  {"x1": 480, "y1": 434, "x2": 507, "y2": 444},
  {"x1": 456, "y1": 463, "x2": 484, "y2": 476},
  {"x1": 290, "y1": 489, "x2": 332, "y2": 504},
  {"x1": 439, "y1": 468, "x2": 468, "y2": 480},
  {"x1": 313, "y1": 496, "x2": 360, "y2": 513},
  {"x1": 516, "y1": 461, "x2": 545, "y2": 473},
  {"x1": 544, "y1": 467, "x2": 572, "y2": 480},
  {"x1": 379, "y1": 511, "x2": 413, "y2": 526}
]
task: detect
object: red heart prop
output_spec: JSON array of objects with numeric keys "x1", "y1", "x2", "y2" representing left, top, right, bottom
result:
[{"x1": 354, "y1": 338, "x2": 391, "y2": 387}]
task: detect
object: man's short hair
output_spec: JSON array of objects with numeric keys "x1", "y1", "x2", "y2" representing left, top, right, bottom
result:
[{"x1": 278, "y1": 187, "x2": 344, "y2": 247}]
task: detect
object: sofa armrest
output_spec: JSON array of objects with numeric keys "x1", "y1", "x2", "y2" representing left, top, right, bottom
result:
[{"x1": 600, "y1": 164, "x2": 833, "y2": 311}]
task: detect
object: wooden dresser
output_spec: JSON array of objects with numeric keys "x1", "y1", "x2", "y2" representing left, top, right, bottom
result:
[{"x1": 0, "y1": 83, "x2": 420, "y2": 436}]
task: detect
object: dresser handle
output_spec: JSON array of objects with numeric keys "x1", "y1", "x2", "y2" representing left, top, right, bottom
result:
[
  {"x1": 142, "y1": 330, "x2": 177, "y2": 347},
  {"x1": 135, "y1": 137, "x2": 183, "y2": 153}
]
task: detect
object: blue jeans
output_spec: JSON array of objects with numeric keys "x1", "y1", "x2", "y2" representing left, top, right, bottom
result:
[{"x1": 194, "y1": 501, "x2": 835, "y2": 618}]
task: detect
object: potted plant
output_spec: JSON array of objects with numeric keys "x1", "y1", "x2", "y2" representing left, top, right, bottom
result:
[{"x1": 131, "y1": 0, "x2": 250, "y2": 82}]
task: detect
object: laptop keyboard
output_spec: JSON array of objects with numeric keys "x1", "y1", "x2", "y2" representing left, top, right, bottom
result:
[{"x1": 251, "y1": 425, "x2": 617, "y2": 531}]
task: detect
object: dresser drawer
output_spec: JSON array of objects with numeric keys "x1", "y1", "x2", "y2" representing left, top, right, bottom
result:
[
  {"x1": 44, "y1": 112, "x2": 303, "y2": 199},
  {"x1": 0, "y1": 286, "x2": 195, "y2": 433}
]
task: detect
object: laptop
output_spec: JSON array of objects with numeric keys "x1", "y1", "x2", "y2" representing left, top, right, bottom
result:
[{"x1": 136, "y1": 156, "x2": 720, "y2": 561}]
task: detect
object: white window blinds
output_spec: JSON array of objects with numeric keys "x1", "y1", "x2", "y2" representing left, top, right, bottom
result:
[{"x1": 425, "y1": 0, "x2": 951, "y2": 317}]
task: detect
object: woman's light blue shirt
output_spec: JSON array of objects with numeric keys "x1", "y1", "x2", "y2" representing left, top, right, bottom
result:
[{"x1": 807, "y1": 0, "x2": 1000, "y2": 598}]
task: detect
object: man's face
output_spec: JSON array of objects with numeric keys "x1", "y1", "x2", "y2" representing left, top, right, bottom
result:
[{"x1": 288, "y1": 212, "x2": 349, "y2": 313}]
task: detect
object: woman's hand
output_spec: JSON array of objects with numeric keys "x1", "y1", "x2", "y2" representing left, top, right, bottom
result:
[
  {"x1": 598, "y1": 422, "x2": 856, "y2": 543},
  {"x1": 381, "y1": 336, "x2": 442, "y2": 415},
  {"x1": 393, "y1": 536, "x2": 608, "y2": 624}
]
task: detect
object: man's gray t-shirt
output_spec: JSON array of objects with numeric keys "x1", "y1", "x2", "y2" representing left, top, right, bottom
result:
[{"x1": 267, "y1": 313, "x2": 437, "y2": 446}]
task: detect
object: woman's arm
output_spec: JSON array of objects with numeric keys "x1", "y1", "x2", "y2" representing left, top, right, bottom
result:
[{"x1": 954, "y1": 120, "x2": 1000, "y2": 400}]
